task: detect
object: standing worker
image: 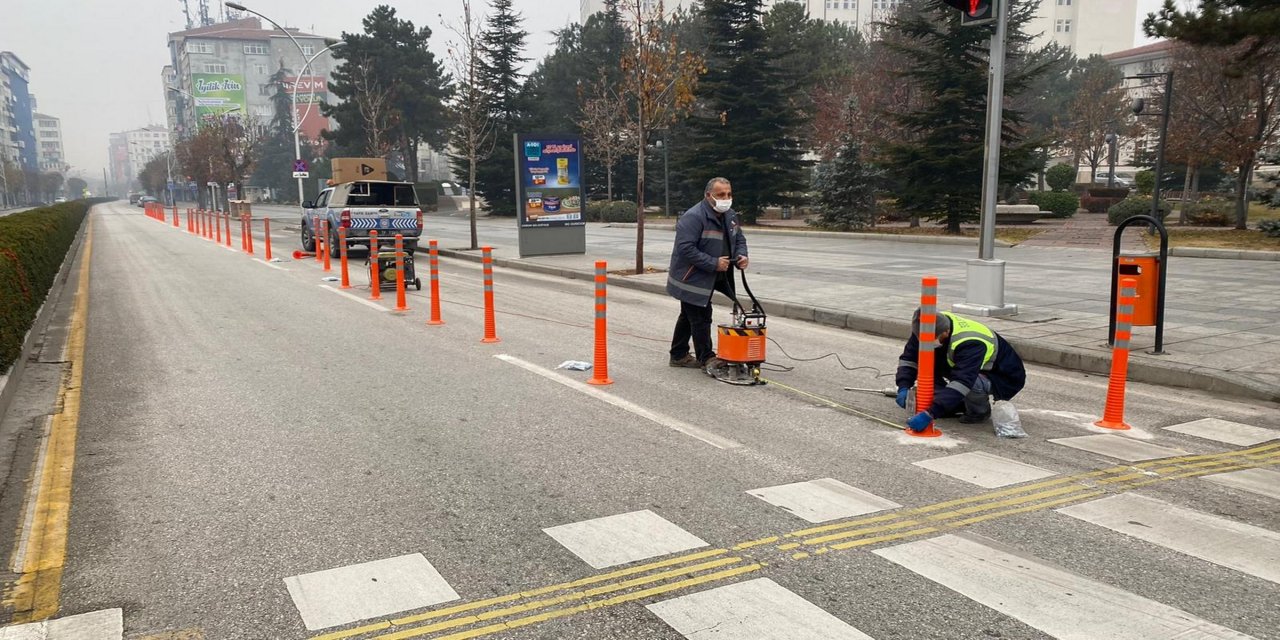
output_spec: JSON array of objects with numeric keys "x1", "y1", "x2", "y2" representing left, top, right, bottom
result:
[
  {"x1": 666, "y1": 177, "x2": 749, "y2": 374},
  {"x1": 896, "y1": 308, "x2": 1027, "y2": 434}
]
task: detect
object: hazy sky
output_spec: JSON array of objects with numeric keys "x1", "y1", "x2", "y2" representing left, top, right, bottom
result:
[{"x1": 2, "y1": 0, "x2": 1171, "y2": 181}]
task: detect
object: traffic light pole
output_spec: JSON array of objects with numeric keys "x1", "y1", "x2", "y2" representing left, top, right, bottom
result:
[{"x1": 954, "y1": 0, "x2": 1018, "y2": 317}]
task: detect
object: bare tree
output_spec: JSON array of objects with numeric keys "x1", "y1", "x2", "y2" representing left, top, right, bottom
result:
[
  {"x1": 444, "y1": 0, "x2": 495, "y2": 250},
  {"x1": 1060, "y1": 59, "x2": 1134, "y2": 183},
  {"x1": 577, "y1": 80, "x2": 631, "y2": 201},
  {"x1": 352, "y1": 56, "x2": 399, "y2": 160},
  {"x1": 619, "y1": 0, "x2": 703, "y2": 274}
]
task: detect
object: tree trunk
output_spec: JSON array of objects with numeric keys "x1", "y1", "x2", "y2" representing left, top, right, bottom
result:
[
  {"x1": 469, "y1": 154, "x2": 478, "y2": 250},
  {"x1": 1234, "y1": 162, "x2": 1253, "y2": 230},
  {"x1": 1179, "y1": 163, "x2": 1193, "y2": 224},
  {"x1": 405, "y1": 136, "x2": 420, "y2": 182},
  {"x1": 607, "y1": 165, "x2": 613, "y2": 201},
  {"x1": 910, "y1": 214, "x2": 919, "y2": 228},
  {"x1": 1190, "y1": 166, "x2": 1201, "y2": 202}
]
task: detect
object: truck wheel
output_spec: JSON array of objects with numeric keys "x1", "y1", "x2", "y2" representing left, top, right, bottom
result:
[{"x1": 300, "y1": 225, "x2": 316, "y2": 252}]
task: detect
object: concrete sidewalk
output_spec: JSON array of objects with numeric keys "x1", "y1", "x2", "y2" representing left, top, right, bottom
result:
[{"x1": 254, "y1": 205, "x2": 1280, "y2": 401}]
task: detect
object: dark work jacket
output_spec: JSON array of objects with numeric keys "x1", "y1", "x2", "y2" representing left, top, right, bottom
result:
[
  {"x1": 665, "y1": 200, "x2": 749, "y2": 306},
  {"x1": 895, "y1": 332, "x2": 1027, "y2": 417}
]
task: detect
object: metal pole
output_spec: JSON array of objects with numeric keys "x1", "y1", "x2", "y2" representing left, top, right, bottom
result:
[
  {"x1": 1150, "y1": 72, "x2": 1173, "y2": 221},
  {"x1": 1106, "y1": 134, "x2": 1117, "y2": 188},
  {"x1": 954, "y1": 0, "x2": 1017, "y2": 317},
  {"x1": 662, "y1": 132, "x2": 670, "y2": 216}
]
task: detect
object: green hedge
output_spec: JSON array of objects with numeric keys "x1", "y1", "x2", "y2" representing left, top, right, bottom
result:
[
  {"x1": 586, "y1": 200, "x2": 640, "y2": 223},
  {"x1": 0, "y1": 200, "x2": 102, "y2": 371},
  {"x1": 1027, "y1": 191, "x2": 1080, "y2": 218},
  {"x1": 1181, "y1": 199, "x2": 1234, "y2": 226},
  {"x1": 1107, "y1": 197, "x2": 1169, "y2": 226}
]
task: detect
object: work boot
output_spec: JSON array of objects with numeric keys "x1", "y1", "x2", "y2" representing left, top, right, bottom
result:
[
  {"x1": 669, "y1": 354, "x2": 701, "y2": 368},
  {"x1": 959, "y1": 410, "x2": 991, "y2": 424}
]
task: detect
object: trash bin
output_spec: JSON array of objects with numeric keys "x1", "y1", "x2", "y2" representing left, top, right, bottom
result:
[{"x1": 1116, "y1": 252, "x2": 1160, "y2": 326}]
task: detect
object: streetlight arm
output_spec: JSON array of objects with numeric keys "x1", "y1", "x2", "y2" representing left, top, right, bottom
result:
[{"x1": 294, "y1": 42, "x2": 343, "y2": 134}]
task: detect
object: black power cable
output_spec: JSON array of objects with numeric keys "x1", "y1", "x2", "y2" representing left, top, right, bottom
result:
[{"x1": 764, "y1": 337, "x2": 892, "y2": 378}]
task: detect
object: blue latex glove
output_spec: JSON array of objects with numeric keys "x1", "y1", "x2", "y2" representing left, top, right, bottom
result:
[
  {"x1": 906, "y1": 411, "x2": 933, "y2": 433},
  {"x1": 895, "y1": 387, "x2": 910, "y2": 409}
]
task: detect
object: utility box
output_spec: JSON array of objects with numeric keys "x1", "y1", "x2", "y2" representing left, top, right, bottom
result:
[
  {"x1": 1116, "y1": 252, "x2": 1160, "y2": 326},
  {"x1": 332, "y1": 158, "x2": 388, "y2": 183}
]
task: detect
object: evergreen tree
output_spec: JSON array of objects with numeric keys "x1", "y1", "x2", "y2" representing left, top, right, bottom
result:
[
  {"x1": 466, "y1": 0, "x2": 529, "y2": 216},
  {"x1": 1144, "y1": 0, "x2": 1280, "y2": 65},
  {"x1": 675, "y1": 0, "x2": 808, "y2": 223},
  {"x1": 252, "y1": 66, "x2": 308, "y2": 202},
  {"x1": 811, "y1": 136, "x2": 880, "y2": 230},
  {"x1": 882, "y1": 0, "x2": 1045, "y2": 233}
]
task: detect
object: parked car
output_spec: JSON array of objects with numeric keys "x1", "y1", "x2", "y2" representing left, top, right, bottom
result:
[
  {"x1": 137, "y1": 196, "x2": 158, "y2": 208},
  {"x1": 301, "y1": 180, "x2": 424, "y2": 254},
  {"x1": 53, "y1": 196, "x2": 67, "y2": 203},
  {"x1": 128, "y1": 192, "x2": 141, "y2": 204},
  {"x1": 1095, "y1": 172, "x2": 1133, "y2": 188}
]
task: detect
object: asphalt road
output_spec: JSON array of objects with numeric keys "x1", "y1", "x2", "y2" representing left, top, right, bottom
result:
[{"x1": 6, "y1": 202, "x2": 1280, "y2": 639}]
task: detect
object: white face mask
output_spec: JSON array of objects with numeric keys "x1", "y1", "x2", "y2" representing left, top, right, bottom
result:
[{"x1": 713, "y1": 198, "x2": 732, "y2": 213}]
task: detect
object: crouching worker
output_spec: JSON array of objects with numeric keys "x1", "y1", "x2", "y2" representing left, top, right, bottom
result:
[{"x1": 896, "y1": 308, "x2": 1027, "y2": 434}]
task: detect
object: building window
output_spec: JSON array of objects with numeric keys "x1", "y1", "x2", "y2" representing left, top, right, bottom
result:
[
  {"x1": 254, "y1": 63, "x2": 268, "y2": 75},
  {"x1": 874, "y1": 0, "x2": 898, "y2": 9},
  {"x1": 260, "y1": 84, "x2": 274, "y2": 96},
  {"x1": 203, "y1": 63, "x2": 228, "y2": 73},
  {"x1": 1057, "y1": 0, "x2": 1071, "y2": 4},
  {"x1": 1055, "y1": 19, "x2": 1072, "y2": 33},
  {"x1": 244, "y1": 44, "x2": 268, "y2": 55},
  {"x1": 301, "y1": 44, "x2": 315, "y2": 56},
  {"x1": 187, "y1": 42, "x2": 214, "y2": 54},
  {"x1": 41, "y1": 131, "x2": 58, "y2": 138}
]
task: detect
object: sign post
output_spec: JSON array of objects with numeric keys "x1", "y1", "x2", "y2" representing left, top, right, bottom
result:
[
  {"x1": 514, "y1": 134, "x2": 586, "y2": 257},
  {"x1": 292, "y1": 159, "x2": 309, "y2": 179}
]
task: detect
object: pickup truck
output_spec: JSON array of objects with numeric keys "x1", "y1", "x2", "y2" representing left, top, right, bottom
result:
[{"x1": 301, "y1": 180, "x2": 424, "y2": 253}]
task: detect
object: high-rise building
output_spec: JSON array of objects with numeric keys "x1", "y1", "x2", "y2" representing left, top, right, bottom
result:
[
  {"x1": 34, "y1": 113, "x2": 67, "y2": 173},
  {"x1": 1, "y1": 52, "x2": 36, "y2": 171},
  {"x1": 579, "y1": 0, "x2": 1138, "y2": 57},
  {"x1": 164, "y1": 17, "x2": 337, "y2": 143},
  {"x1": 107, "y1": 126, "x2": 171, "y2": 194}
]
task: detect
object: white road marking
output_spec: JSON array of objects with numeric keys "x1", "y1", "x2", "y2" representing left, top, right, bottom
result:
[
  {"x1": 253, "y1": 257, "x2": 287, "y2": 271},
  {"x1": 1058, "y1": 493, "x2": 1280, "y2": 585},
  {"x1": 874, "y1": 533, "x2": 1255, "y2": 640},
  {"x1": 543, "y1": 509, "x2": 709, "y2": 569},
  {"x1": 1203, "y1": 468, "x2": 1280, "y2": 501},
  {"x1": 320, "y1": 284, "x2": 388, "y2": 312},
  {"x1": 1048, "y1": 434, "x2": 1191, "y2": 461},
  {"x1": 494, "y1": 354, "x2": 742, "y2": 450},
  {"x1": 747, "y1": 478, "x2": 901, "y2": 524},
  {"x1": 913, "y1": 451, "x2": 1057, "y2": 488},
  {"x1": 283, "y1": 553, "x2": 459, "y2": 631},
  {"x1": 646, "y1": 578, "x2": 874, "y2": 640},
  {"x1": 1163, "y1": 418, "x2": 1279, "y2": 447},
  {"x1": 0, "y1": 608, "x2": 123, "y2": 640}
]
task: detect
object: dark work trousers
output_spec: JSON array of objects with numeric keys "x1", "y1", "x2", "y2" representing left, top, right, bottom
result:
[{"x1": 670, "y1": 276, "x2": 737, "y2": 363}]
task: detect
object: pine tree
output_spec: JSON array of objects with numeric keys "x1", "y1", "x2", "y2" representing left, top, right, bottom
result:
[
  {"x1": 812, "y1": 136, "x2": 880, "y2": 230},
  {"x1": 675, "y1": 0, "x2": 808, "y2": 223},
  {"x1": 251, "y1": 66, "x2": 307, "y2": 202},
  {"x1": 882, "y1": 0, "x2": 1045, "y2": 233},
  {"x1": 467, "y1": 0, "x2": 529, "y2": 216},
  {"x1": 1145, "y1": 0, "x2": 1280, "y2": 65}
]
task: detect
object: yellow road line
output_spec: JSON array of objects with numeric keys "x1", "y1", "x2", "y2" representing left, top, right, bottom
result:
[{"x1": 4, "y1": 215, "x2": 93, "y2": 623}]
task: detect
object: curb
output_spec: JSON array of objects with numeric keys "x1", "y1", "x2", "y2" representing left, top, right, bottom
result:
[
  {"x1": 434, "y1": 246, "x2": 1278, "y2": 403},
  {"x1": 603, "y1": 223, "x2": 1014, "y2": 248},
  {"x1": 0, "y1": 210, "x2": 90, "y2": 425},
  {"x1": 1169, "y1": 246, "x2": 1280, "y2": 261}
]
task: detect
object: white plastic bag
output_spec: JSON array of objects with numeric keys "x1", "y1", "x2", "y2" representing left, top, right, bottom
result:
[
  {"x1": 557, "y1": 360, "x2": 593, "y2": 371},
  {"x1": 992, "y1": 400, "x2": 1026, "y2": 438}
]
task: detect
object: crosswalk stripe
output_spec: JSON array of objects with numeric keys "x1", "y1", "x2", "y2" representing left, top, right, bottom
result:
[
  {"x1": 646, "y1": 578, "x2": 874, "y2": 639},
  {"x1": 1203, "y1": 468, "x2": 1280, "y2": 501},
  {"x1": 747, "y1": 479, "x2": 901, "y2": 524},
  {"x1": 284, "y1": 554, "x2": 460, "y2": 631},
  {"x1": 913, "y1": 451, "x2": 1057, "y2": 488},
  {"x1": 543, "y1": 510, "x2": 709, "y2": 569},
  {"x1": 1057, "y1": 493, "x2": 1280, "y2": 585},
  {"x1": 1048, "y1": 434, "x2": 1191, "y2": 461},
  {"x1": 874, "y1": 533, "x2": 1255, "y2": 640},
  {"x1": 1163, "y1": 419, "x2": 1279, "y2": 446}
]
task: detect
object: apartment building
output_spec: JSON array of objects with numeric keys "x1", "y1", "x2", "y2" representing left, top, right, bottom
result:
[
  {"x1": 108, "y1": 126, "x2": 171, "y2": 195},
  {"x1": 1, "y1": 52, "x2": 36, "y2": 171},
  {"x1": 34, "y1": 113, "x2": 67, "y2": 173},
  {"x1": 164, "y1": 17, "x2": 337, "y2": 143}
]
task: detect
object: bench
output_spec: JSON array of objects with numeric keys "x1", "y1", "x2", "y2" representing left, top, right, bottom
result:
[{"x1": 996, "y1": 204, "x2": 1046, "y2": 224}]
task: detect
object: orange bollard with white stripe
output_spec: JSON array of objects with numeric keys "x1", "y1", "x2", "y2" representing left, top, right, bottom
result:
[
  {"x1": 172, "y1": 204, "x2": 179, "y2": 227},
  {"x1": 314, "y1": 216, "x2": 324, "y2": 264},
  {"x1": 393, "y1": 234, "x2": 408, "y2": 312},
  {"x1": 263, "y1": 217, "x2": 272, "y2": 261},
  {"x1": 909, "y1": 276, "x2": 944, "y2": 438},
  {"x1": 1096, "y1": 277, "x2": 1138, "y2": 430},
  {"x1": 215, "y1": 210, "x2": 222, "y2": 243},
  {"x1": 223, "y1": 212, "x2": 231, "y2": 248},
  {"x1": 588, "y1": 261, "x2": 613, "y2": 385},
  {"x1": 368, "y1": 230, "x2": 381, "y2": 300},
  {"x1": 246, "y1": 215, "x2": 255, "y2": 255},
  {"x1": 322, "y1": 220, "x2": 331, "y2": 272},
  {"x1": 338, "y1": 226, "x2": 350, "y2": 289},
  {"x1": 480, "y1": 246, "x2": 500, "y2": 343},
  {"x1": 426, "y1": 239, "x2": 443, "y2": 325}
]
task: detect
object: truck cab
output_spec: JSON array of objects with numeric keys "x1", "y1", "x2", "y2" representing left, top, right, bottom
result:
[{"x1": 302, "y1": 180, "x2": 423, "y2": 254}]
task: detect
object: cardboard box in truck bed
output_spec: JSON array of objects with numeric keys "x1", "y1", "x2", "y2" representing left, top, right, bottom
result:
[{"x1": 332, "y1": 158, "x2": 388, "y2": 183}]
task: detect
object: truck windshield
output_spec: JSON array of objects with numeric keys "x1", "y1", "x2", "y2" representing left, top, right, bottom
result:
[{"x1": 347, "y1": 183, "x2": 418, "y2": 207}]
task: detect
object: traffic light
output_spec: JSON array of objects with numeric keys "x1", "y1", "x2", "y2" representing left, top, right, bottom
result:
[{"x1": 943, "y1": 0, "x2": 996, "y2": 27}]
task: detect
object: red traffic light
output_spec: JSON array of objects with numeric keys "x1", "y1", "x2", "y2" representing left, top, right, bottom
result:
[{"x1": 943, "y1": 0, "x2": 996, "y2": 25}]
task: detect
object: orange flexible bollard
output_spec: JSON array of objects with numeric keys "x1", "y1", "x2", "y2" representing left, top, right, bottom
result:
[
  {"x1": 481, "y1": 246, "x2": 500, "y2": 343},
  {"x1": 172, "y1": 204, "x2": 179, "y2": 227},
  {"x1": 1096, "y1": 277, "x2": 1138, "y2": 430},
  {"x1": 427, "y1": 239, "x2": 443, "y2": 325},
  {"x1": 240, "y1": 215, "x2": 247, "y2": 252},
  {"x1": 368, "y1": 230, "x2": 381, "y2": 300},
  {"x1": 224, "y1": 212, "x2": 232, "y2": 248},
  {"x1": 215, "y1": 210, "x2": 222, "y2": 243},
  {"x1": 200, "y1": 209, "x2": 207, "y2": 238},
  {"x1": 246, "y1": 216, "x2": 255, "y2": 255},
  {"x1": 909, "y1": 276, "x2": 943, "y2": 438},
  {"x1": 186, "y1": 208, "x2": 192, "y2": 233},
  {"x1": 315, "y1": 215, "x2": 324, "y2": 263},
  {"x1": 263, "y1": 217, "x2": 272, "y2": 261},
  {"x1": 322, "y1": 220, "x2": 331, "y2": 272},
  {"x1": 588, "y1": 261, "x2": 613, "y2": 385},
  {"x1": 393, "y1": 234, "x2": 408, "y2": 312},
  {"x1": 338, "y1": 226, "x2": 350, "y2": 289}
]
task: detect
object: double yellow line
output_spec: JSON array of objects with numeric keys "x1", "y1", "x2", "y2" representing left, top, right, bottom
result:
[{"x1": 319, "y1": 441, "x2": 1280, "y2": 640}]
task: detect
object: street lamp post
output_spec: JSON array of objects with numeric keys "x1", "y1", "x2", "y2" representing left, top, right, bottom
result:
[
  {"x1": 1129, "y1": 72, "x2": 1174, "y2": 221},
  {"x1": 654, "y1": 134, "x2": 670, "y2": 216},
  {"x1": 226, "y1": 2, "x2": 341, "y2": 205}
]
